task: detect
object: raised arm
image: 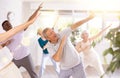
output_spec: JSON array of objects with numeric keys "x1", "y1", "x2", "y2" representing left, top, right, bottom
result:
[
  {"x1": 89, "y1": 24, "x2": 111, "y2": 41},
  {"x1": 71, "y1": 12, "x2": 95, "y2": 30},
  {"x1": 27, "y1": 3, "x2": 43, "y2": 21},
  {"x1": 0, "y1": 10, "x2": 40, "y2": 42},
  {"x1": 23, "y1": 3, "x2": 42, "y2": 31}
]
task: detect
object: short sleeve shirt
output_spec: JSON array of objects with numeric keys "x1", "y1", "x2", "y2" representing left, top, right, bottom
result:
[{"x1": 47, "y1": 27, "x2": 81, "y2": 70}]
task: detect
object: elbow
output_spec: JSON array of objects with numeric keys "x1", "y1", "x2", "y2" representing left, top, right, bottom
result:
[{"x1": 53, "y1": 55, "x2": 61, "y2": 62}]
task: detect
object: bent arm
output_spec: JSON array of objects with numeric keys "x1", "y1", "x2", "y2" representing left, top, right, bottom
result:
[
  {"x1": 75, "y1": 42, "x2": 82, "y2": 53},
  {"x1": 53, "y1": 36, "x2": 66, "y2": 62}
]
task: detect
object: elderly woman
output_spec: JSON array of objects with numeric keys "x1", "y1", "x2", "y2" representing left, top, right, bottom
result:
[{"x1": 75, "y1": 25, "x2": 111, "y2": 76}]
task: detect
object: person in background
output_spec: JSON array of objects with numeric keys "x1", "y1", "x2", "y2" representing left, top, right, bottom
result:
[
  {"x1": 1, "y1": 3, "x2": 42, "y2": 78},
  {"x1": 75, "y1": 25, "x2": 111, "y2": 76},
  {"x1": 42, "y1": 12, "x2": 94, "y2": 78},
  {"x1": 37, "y1": 28, "x2": 59, "y2": 78}
]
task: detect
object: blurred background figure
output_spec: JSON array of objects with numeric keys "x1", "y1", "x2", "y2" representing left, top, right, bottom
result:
[
  {"x1": 75, "y1": 25, "x2": 111, "y2": 76},
  {"x1": 37, "y1": 28, "x2": 59, "y2": 78}
]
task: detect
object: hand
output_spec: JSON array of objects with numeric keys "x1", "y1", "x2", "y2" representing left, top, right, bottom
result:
[
  {"x1": 37, "y1": 2, "x2": 43, "y2": 10},
  {"x1": 88, "y1": 11, "x2": 95, "y2": 19},
  {"x1": 5, "y1": 39, "x2": 13, "y2": 45},
  {"x1": 0, "y1": 45, "x2": 3, "y2": 49},
  {"x1": 1, "y1": 39, "x2": 12, "y2": 47}
]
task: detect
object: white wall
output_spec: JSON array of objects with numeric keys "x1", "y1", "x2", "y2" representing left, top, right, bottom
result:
[{"x1": 0, "y1": 0, "x2": 22, "y2": 33}]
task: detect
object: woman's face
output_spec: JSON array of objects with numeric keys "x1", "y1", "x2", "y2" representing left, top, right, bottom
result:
[{"x1": 3, "y1": 21, "x2": 12, "y2": 31}]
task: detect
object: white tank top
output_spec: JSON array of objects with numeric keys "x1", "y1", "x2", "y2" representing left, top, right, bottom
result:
[{"x1": 0, "y1": 47, "x2": 13, "y2": 70}]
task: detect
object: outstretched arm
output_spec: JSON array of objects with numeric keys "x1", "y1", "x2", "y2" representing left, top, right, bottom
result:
[
  {"x1": 89, "y1": 24, "x2": 111, "y2": 41},
  {"x1": 1, "y1": 39, "x2": 12, "y2": 47},
  {"x1": 23, "y1": 3, "x2": 43, "y2": 31},
  {"x1": 71, "y1": 12, "x2": 95, "y2": 30},
  {"x1": 27, "y1": 3, "x2": 43, "y2": 21},
  {"x1": 0, "y1": 9, "x2": 40, "y2": 42}
]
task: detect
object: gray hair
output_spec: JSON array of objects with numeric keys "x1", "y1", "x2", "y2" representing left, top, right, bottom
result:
[
  {"x1": 42, "y1": 28, "x2": 51, "y2": 39},
  {"x1": 81, "y1": 30, "x2": 90, "y2": 37}
]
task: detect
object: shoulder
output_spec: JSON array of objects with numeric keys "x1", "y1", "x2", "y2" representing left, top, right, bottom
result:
[
  {"x1": 59, "y1": 27, "x2": 72, "y2": 36},
  {"x1": 38, "y1": 37, "x2": 42, "y2": 41}
]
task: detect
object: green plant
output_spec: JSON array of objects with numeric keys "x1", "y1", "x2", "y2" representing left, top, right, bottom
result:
[{"x1": 103, "y1": 26, "x2": 120, "y2": 74}]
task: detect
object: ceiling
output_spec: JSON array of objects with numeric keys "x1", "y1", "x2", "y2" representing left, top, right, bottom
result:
[{"x1": 21, "y1": 0, "x2": 120, "y2": 11}]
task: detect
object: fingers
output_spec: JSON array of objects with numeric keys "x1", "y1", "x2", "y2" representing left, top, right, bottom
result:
[
  {"x1": 88, "y1": 11, "x2": 95, "y2": 19},
  {"x1": 37, "y1": 2, "x2": 44, "y2": 10},
  {"x1": 39, "y1": 2, "x2": 44, "y2": 8}
]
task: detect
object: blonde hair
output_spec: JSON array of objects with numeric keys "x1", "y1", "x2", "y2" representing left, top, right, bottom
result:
[
  {"x1": 37, "y1": 28, "x2": 43, "y2": 35},
  {"x1": 42, "y1": 28, "x2": 51, "y2": 39}
]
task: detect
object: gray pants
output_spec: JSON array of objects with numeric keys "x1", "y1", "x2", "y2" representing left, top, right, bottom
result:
[
  {"x1": 13, "y1": 55, "x2": 38, "y2": 78},
  {"x1": 59, "y1": 63, "x2": 86, "y2": 78}
]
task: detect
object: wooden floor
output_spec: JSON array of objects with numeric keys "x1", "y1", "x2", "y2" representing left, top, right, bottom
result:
[{"x1": 22, "y1": 65, "x2": 120, "y2": 78}]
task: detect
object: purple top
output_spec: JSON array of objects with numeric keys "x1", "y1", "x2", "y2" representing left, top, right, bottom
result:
[{"x1": 7, "y1": 31, "x2": 30, "y2": 60}]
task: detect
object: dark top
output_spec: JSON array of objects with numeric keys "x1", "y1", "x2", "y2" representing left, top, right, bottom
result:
[{"x1": 38, "y1": 37, "x2": 49, "y2": 54}]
